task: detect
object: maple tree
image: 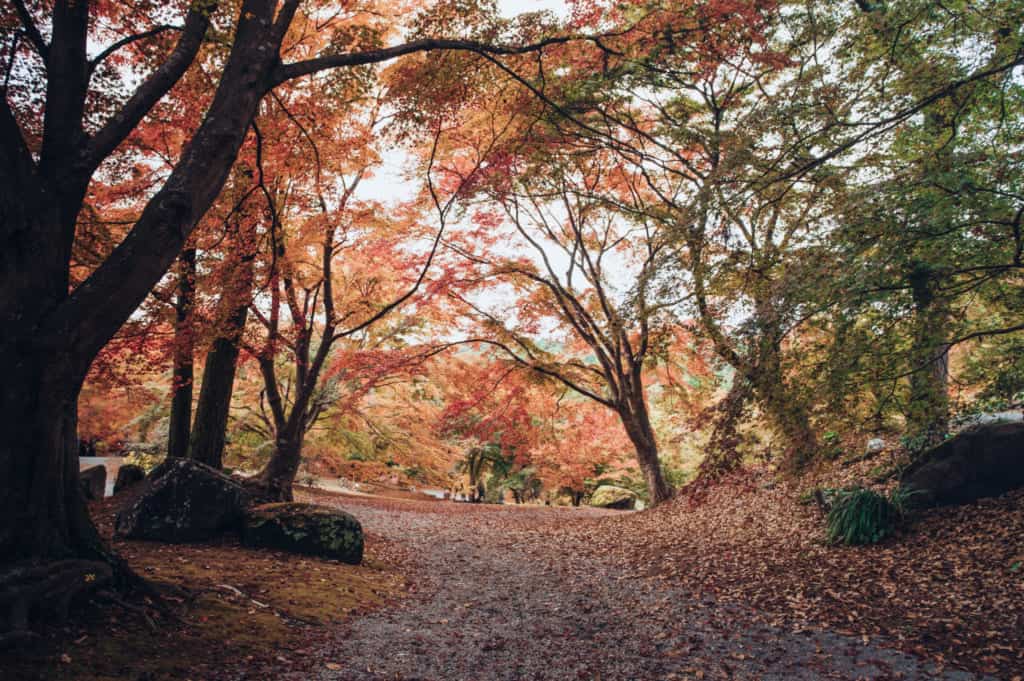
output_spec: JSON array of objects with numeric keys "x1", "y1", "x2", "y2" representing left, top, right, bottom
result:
[
  {"x1": 426, "y1": 0, "x2": 1024, "y2": 473},
  {"x1": 444, "y1": 155, "x2": 681, "y2": 505},
  {"x1": 0, "y1": 0, "x2": 593, "y2": 567}
]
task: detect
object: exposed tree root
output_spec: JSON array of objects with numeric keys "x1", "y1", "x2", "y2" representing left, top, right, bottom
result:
[{"x1": 0, "y1": 559, "x2": 112, "y2": 648}]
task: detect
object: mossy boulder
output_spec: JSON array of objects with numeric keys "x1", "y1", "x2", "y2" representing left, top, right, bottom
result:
[
  {"x1": 590, "y1": 485, "x2": 637, "y2": 510},
  {"x1": 115, "y1": 459, "x2": 251, "y2": 542},
  {"x1": 242, "y1": 503, "x2": 364, "y2": 565}
]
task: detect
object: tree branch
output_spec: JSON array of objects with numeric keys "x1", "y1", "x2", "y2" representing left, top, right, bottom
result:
[
  {"x1": 272, "y1": 35, "x2": 585, "y2": 86},
  {"x1": 87, "y1": 25, "x2": 183, "y2": 78},
  {"x1": 11, "y1": 0, "x2": 48, "y2": 62},
  {"x1": 83, "y1": 7, "x2": 213, "y2": 169}
]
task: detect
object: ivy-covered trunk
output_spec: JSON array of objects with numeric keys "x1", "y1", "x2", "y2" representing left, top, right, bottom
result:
[
  {"x1": 907, "y1": 264, "x2": 950, "y2": 445},
  {"x1": 167, "y1": 248, "x2": 197, "y2": 460}
]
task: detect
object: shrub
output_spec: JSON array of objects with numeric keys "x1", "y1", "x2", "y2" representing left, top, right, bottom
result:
[
  {"x1": 825, "y1": 487, "x2": 908, "y2": 545},
  {"x1": 346, "y1": 451, "x2": 372, "y2": 462}
]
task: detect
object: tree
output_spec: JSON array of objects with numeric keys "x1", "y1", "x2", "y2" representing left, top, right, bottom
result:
[
  {"x1": 0, "y1": 0, "x2": 593, "y2": 567},
  {"x1": 166, "y1": 247, "x2": 198, "y2": 459},
  {"x1": 469, "y1": 0, "x2": 1024, "y2": 469},
  {"x1": 819, "y1": 1, "x2": 1024, "y2": 445},
  {"x1": 439, "y1": 144, "x2": 679, "y2": 504}
]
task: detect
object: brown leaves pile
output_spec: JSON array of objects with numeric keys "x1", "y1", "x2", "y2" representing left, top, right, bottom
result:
[{"x1": 563, "y1": 468, "x2": 1023, "y2": 678}]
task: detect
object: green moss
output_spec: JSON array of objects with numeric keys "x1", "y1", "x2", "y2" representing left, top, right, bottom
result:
[{"x1": 243, "y1": 503, "x2": 364, "y2": 564}]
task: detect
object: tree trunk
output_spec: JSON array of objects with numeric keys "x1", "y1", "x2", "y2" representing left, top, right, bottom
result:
[
  {"x1": 188, "y1": 335, "x2": 244, "y2": 469},
  {"x1": 253, "y1": 430, "x2": 304, "y2": 503},
  {"x1": 188, "y1": 256, "x2": 252, "y2": 469},
  {"x1": 167, "y1": 248, "x2": 196, "y2": 460},
  {"x1": 620, "y1": 410, "x2": 672, "y2": 506},
  {"x1": 907, "y1": 264, "x2": 950, "y2": 445},
  {"x1": 0, "y1": 351, "x2": 104, "y2": 562}
]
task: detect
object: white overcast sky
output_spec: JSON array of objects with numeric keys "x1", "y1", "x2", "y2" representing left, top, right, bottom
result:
[{"x1": 498, "y1": 0, "x2": 569, "y2": 16}]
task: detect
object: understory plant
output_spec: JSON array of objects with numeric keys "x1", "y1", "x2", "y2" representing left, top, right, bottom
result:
[{"x1": 825, "y1": 487, "x2": 915, "y2": 546}]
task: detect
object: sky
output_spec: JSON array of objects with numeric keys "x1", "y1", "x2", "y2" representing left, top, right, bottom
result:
[{"x1": 497, "y1": 0, "x2": 570, "y2": 17}]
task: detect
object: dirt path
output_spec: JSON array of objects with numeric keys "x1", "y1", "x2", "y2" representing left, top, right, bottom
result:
[{"x1": 285, "y1": 495, "x2": 994, "y2": 681}]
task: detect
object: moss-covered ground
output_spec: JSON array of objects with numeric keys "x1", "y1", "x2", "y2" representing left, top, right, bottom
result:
[{"x1": 2, "y1": 488, "x2": 406, "y2": 680}]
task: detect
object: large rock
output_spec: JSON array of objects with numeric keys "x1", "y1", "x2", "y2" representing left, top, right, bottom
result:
[
  {"x1": 900, "y1": 422, "x2": 1024, "y2": 508},
  {"x1": 590, "y1": 485, "x2": 638, "y2": 510},
  {"x1": 79, "y1": 465, "x2": 106, "y2": 500},
  {"x1": 115, "y1": 459, "x2": 251, "y2": 542},
  {"x1": 113, "y1": 464, "x2": 146, "y2": 494},
  {"x1": 242, "y1": 503, "x2": 364, "y2": 564}
]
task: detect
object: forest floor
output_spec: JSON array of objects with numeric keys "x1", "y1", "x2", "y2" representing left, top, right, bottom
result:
[
  {"x1": 3, "y1": 468, "x2": 1021, "y2": 680},
  {"x1": 2, "y1": 488, "x2": 407, "y2": 681},
  {"x1": 280, "y1": 483, "x2": 1019, "y2": 681}
]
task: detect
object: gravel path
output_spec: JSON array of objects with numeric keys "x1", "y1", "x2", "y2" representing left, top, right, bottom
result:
[{"x1": 288, "y1": 498, "x2": 996, "y2": 681}]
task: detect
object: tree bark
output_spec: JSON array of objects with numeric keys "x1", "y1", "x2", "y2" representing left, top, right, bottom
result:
[
  {"x1": 188, "y1": 248, "x2": 254, "y2": 469},
  {"x1": 253, "y1": 430, "x2": 304, "y2": 502},
  {"x1": 188, "y1": 312, "x2": 248, "y2": 469},
  {"x1": 0, "y1": 351, "x2": 104, "y2": 562},
  {"x1": 620, "y1": 409, "x2": 672, "y2": 506},
  {"x1": 167, "y1": 248, "x2": 196, "y2": 460},
  {"x1": 907, "y1": 264, "x2": 950, "y2": 444}
]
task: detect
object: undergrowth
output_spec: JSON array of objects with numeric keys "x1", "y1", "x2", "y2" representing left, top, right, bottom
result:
[{"x1": 825, "y1": 487, "x2": 915, "y2": 546}]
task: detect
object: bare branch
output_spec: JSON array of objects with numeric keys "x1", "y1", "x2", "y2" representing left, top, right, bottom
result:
[{"x1": 87, "y1": 24, "x2": 182, "y2": 78}]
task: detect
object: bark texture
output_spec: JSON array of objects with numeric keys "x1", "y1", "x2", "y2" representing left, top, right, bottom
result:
[{"x1": 167, "y1": 248, "x2": 196, "y2": 460}]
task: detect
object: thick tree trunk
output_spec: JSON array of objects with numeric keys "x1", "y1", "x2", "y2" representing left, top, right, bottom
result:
[
  {"x1": 0, "y1": 350, "x2": 103, "y2": 562},
  {"x1": 167, "y1": 248, "x2": 196, "y2": 460},
  {"x1": 620, "y1": 410, "x2": 672, "y2": 506},
  {"x1": 254, "y1": 432, "x2": 304, "y2": 502},
  {"x1": 188, "y1": 308, "x2": 248, "y2": 469}
]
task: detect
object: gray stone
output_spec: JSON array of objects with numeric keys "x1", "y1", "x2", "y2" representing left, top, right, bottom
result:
[
  {"x1": 79, "y1": 465, "x2": 106, "y2": 500},
  {"x1": 115, "y1": 458, "x2": 251, "y2": 542},
  {"x1": 900, "y1": 422, "x2": 1024, "y2": 507}
]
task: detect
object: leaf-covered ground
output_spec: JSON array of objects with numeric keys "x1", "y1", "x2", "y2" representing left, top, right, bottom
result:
[
  {"x1": 4, "y1": 476, "x2": 1020, "y2": 680},
  {"x1": 565, "y1": 470, "x2": 1024, "y2": 680},
  {"x1": 286, "y1": 484, "x2": 1018, "y2": 680},
  {"x1": 2, "y1": 490, "x2": 407, "y2": 681}
]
